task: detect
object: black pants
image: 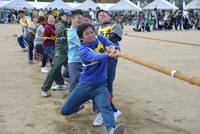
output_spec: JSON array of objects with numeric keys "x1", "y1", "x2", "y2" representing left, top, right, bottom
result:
[{"x1": 171, "y1": 18, "x2": 177, "y2": 30}]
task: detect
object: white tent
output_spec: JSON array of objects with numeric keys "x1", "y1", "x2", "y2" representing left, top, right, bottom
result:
[
  {"x1": 67, "y1": 2, "x2": 81, "y2": 9},
  {"x1": 108, "y1": 0, "x2": 142, "y2": 11},
  {"x1": 75, "y1": 0, "x2": 99, "y2": 11},
  {"x1": 28, "y1": 2, "x2": 50, "y2": 9},
  {"x1": 2, "y1": 0, "x2": 34, "y2": 9},
  {"x1": 143, "y1": 0, "x2": 178, "y2": 10},
  {"x1": 0, "y1": 0, "x2": 10, "y2": 8},
  {"x1": 97, "y1": 3, "x2": 115, "y2": 10},
  {"x1": 184, "y1": 0, "x2": 200, "y2": 9},
  {"x1": 45, "y1": 0, "x2": 73, "y2": 10}
]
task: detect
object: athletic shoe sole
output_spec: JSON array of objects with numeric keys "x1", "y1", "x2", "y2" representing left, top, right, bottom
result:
[
  {"x1": 52, "y1": 88, "x2": 66, "y2": 91},
  {"x1": 114, "y1": 123, "x2": 124, "y2": 134}
]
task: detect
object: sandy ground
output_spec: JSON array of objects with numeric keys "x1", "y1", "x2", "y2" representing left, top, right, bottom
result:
[{"x1": 0, "y1": 24, "x2": 200, "y2": 134}]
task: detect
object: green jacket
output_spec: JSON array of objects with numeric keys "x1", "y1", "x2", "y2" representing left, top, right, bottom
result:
[{"x1": 55, "y1": 20, "x2": 70, "y2": 58}]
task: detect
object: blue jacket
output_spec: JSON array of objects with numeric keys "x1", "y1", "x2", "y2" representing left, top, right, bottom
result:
[{"x1": 78, "y1": 34, "x2": 120, "y2": 84}]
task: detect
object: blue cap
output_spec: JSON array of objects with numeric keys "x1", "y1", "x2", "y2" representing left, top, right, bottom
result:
[{"x1": 60, "y1": 10, "x2": 71, "y2": 16}]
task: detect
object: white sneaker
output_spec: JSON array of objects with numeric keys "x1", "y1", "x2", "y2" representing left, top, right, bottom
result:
[
  {"x1": 41, "y1": 66, "x2": 49, "y2": 73},
  {"x1": 114, "y1": 110, "x2": 122, "y2": 121},
  {"x1": 64, "y1": 81, "x2": 69, "y2": 85},
  {"x1": 84, "y1": 99, "x2": 92, "y2": 104},
  {"x1": 22, "y1": 48, "x2": 27, "y2": 52},
  {"x1": 40, "y1": 90, "x2": 48, "y2": 97},
  {"x1": 51, "y1": 85, "x2": 66, "y2": 91},
  {"x1": 93, "y1": 112, "x2": 103, "y2": 127}
]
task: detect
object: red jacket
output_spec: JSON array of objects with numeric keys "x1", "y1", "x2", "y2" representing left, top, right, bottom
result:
[{"x1": 43, "y1": 24, "x2": 56, "y2": 47}]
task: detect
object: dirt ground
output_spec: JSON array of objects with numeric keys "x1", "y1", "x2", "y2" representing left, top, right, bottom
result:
[{"x1": 0, "y1": 24, "x2": 200, "y2": 134}]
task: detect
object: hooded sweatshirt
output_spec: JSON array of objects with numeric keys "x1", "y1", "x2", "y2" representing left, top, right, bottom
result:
[{"x1": 78, "y1": 34, "x2": 120, "y2": 84}]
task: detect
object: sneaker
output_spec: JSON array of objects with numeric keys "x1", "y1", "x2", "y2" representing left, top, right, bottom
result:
[
  {"x1": 22, "y1": 48, "x2": 27, "y2": 52},
  {"x1": 78, "y1": 104, "x2": 85, "y2": 112},
  {"x1": 108, "y1": 123, "x2": 124, "y2": 134},
  {"x1": 70, "y1": 104, "x2": 85, "y2": 118},
  {"x1": 41, "y1": 66, "x2": 49, "y2": 73},
  {"x1": 84, "y1": 99, "x2": 92, "y2": 104},
  {"x1": 70, "y1": 112, "x2": 79, "y2": 117},
  {"x1": 114, "y1": 110, "x2": 122, "y2": 121},
  {"x1": 93, "y1": 112, "x2": 103, "y2": 127},
  {"x1": 40, "y1": 90, "x2": 49, "y2": 98},
  {"x1": 28, "y1": 60, "x2": 33, "y2": 63},
  {"x1": 64, "y1": 81, "x2": 69, "y2": 85},
  {"x1": 51, "y1": 85, "x2": 66, "y2": 91}
]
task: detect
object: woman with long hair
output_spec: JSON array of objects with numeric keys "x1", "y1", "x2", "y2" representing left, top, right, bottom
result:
[{"x1": 34, "y1": 16, "x2": 51, "y2": 73}]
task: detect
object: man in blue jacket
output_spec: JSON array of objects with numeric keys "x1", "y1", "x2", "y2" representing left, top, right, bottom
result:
[{"x1": 60, "y1": 23, "x2": 124, "y2": 134}]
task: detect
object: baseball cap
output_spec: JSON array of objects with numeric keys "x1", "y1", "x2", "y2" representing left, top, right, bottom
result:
[{"x1": 59, "y1": 9, "x2": 71, "y2": 16}]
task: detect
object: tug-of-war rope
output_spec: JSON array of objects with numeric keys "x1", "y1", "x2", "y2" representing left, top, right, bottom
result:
[
  {"x1": 109, "y1": 34, "x2": 200, "y2": 87},
  {"x1": 13, "y1": 33, "x2": 200, "y2": 87},
  {"x1": 115, "y1": 50, "x2": 200, "y2": 86},
  {"x1": 124, "y1": 33, "x2": 200, "y2": 47}
]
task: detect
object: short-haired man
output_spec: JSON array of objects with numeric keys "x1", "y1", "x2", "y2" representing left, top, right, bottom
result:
[
  {"x1": 65, "y1": 9, "x2": 84, "y2": 117},
  {"x1": 60, "y1": 22, "x2": 124, "y2": 134},
  {"x1": 93, "y1": 9, "x2": 123, "y2": 127},
  {"x1": 17, "y1": 10, "x2": 30, "y2": 51}
]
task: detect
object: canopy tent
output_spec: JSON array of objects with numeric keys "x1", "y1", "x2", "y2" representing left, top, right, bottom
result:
[
  {"x1": 108, "y1": 0, "x2": 142, "y2": 11},
  {"x1": 0, "y1": 1, "x2": 117, "y2": 11},
  {"x1": 45, "y1": 0, "x2": 73, "y2": 10},
  {"x1": 2, "y1": 0, "x2": 34, "y2": 9},
  {"x1": 75, "y1": 0, "x2": 99, "y2": 11},
  {"x1": 67, "y1": 2, "x2": 81, "y2": 9},
  {"x1": 0, "y1": 0, "x2": 10, "y2": 8},
  {"x1": 143, "y1": 0, "x2": 178, "y2": 10},
  {"x1": 184, "y1": 0, "x2": 200, "y2": 9},
  {"x1": 98, "y1": 3, "x2": 115, "y2": 10},
  {"x1": 28, "y1": 2, "x2": 50, "y2": 9}
]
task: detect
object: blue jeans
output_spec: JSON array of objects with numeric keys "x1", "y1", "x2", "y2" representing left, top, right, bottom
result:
[
  {"x1": 68, "y1": 62, "x2": 82, "y2": 94},
  {"x1": 60, "y1": 81, "x2": 115, "y2": 131},
  {"x1": 93, "y1": 58, "x2": 118, "y2": 112},
  {"x1": 17, "y1": 34, "x2": 26, "y2": 49},
  {"x1": 107, "y1": 58, "x2": 118, "y2": 112},
  {"x1": 44, "y1": 44, "x2": 55, "y2": 60},
  {"x1": 62, "y1": 62, "x2": 69, "y2": 78}
]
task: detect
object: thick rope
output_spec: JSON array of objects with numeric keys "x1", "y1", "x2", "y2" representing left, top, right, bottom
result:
[
  {"x1": 107, "y1": 47, "x2": 200, "y2": 87},
  {"x1": 124, "y1": 33, "x2": 200, "y2": 47}
]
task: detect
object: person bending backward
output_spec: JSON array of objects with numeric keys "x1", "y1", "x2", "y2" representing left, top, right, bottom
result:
[
  {"x1": 93, "y1": 9, "x2": 123, "y2": 127},
  {"x1": 17, "y1": 10, "x2": 30, "y2": 52},
  {"x1": 60, "y1": 23, "x2": 124, "y2": 134},
  {"x1": 40, "y1": 11, "x2": 71, "y2": 97},
  {"x1": 23, "y1": 15, "x2": 38, "y2": 63}
]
